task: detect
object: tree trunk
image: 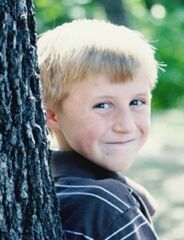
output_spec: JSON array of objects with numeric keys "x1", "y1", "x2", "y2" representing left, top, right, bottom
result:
[
  {"x1": 100, "y1": 0, "x2": 129, "y2": 26},
  {"x1": 0, "y1": 0, "x2": 63, "y2": 239}
]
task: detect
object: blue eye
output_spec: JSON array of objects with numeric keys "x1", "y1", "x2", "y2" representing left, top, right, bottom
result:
[
  {"x1": 130, "y1": 99, "x2": 145, "y2": 106},
  {"x1": 94, "y1": 103, "x2": 111, "y2": 109}
]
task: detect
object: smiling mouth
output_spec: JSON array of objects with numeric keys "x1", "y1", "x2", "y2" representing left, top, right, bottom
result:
[{"x1": 105, "y1": 139, "x2": 135, "y2": 144}]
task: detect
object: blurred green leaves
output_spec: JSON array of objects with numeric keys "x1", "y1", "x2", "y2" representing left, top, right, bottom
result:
[
  {"x1": 125, "y1": 1, "x2": 184, "y2": 109},
  {"x1": 34, "y1": 0, "x2": 105, "y2": 32},
  {"x1": 34, "y1": 0, "x2": 184, "y2": 110}
]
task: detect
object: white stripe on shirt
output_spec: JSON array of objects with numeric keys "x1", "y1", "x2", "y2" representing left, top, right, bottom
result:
[
  {"x1": 104, "y1": 213, "x2": 143, "y2": 240},
  {"x1": 55, "y1": 184, "x2": 131, "y2": 208},
  {"x1": 120, "y1": 221, "x2": 147, "y2": 240},
  {"x1": 64, "y1": 229, "x2": 94, "y2": 240},
  {"x1": 57, "y1": 191, "x2": 124, "y2": 213}
]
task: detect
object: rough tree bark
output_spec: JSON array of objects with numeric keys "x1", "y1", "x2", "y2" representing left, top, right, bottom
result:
[{"x1": 0, "y1": 0, "x2": 63, "y2": 239}]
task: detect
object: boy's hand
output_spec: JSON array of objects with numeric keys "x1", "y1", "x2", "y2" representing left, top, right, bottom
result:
[{"x1": 125, "y1": 176, "x2": 158, "y2": 216}]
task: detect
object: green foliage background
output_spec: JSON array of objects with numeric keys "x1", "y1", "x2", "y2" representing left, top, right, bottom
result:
[{"x1": 34, "y1": 0, "x2": 184, "y2": 110}]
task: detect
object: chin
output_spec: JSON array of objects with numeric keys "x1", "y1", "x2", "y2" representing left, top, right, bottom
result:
[
  {"x1": 101, "y1": 163, "x2": 129, "y2": 172},
  {"x1": 110, "y1": 159, "x2": 134, "y2": 172}
]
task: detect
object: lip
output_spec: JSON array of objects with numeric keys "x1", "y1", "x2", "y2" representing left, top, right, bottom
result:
[{"x1": 105, "y1": 139, "x2": 135, "y2": 144}]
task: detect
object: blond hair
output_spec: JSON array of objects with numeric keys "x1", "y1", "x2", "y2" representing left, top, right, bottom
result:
[{"x1": 37, "y1": 19, "x2": 158, "y2": 111}]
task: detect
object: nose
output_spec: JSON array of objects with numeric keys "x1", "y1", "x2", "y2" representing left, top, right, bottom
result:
[{"x1": 112, "y1": 108, "x2": 136, "y2": 134}]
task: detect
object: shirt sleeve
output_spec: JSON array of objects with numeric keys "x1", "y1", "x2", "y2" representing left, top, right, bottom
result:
[
  {"x1": 124, "y1": 176, "x2": 157, "y2": 217},
  {"x1": 101, "y1": 207, "x2": 158, "y2": 240}
]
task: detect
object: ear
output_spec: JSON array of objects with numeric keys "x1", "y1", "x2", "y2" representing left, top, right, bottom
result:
[{"x1": 46, "y1": 109, "x2": 60, "y2": 130}]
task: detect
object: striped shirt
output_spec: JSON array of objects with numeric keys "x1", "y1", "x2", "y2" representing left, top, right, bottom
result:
[{"x1": 52, "y1": 150, "x2": 159, "y2": 240}]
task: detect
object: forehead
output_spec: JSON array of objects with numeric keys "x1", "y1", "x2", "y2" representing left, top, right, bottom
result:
[{"x1": 67, "y1": 72, "x2": 151, "y2": 100}]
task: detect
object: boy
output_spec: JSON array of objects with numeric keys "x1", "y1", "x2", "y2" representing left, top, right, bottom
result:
[{"x1": 37, "y1": 19, "x2": 159, "y2": 239}]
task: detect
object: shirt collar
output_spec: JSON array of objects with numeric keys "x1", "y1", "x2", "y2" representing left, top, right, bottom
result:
[{"x1": 51, "y1": 150, "x2": 124, "y2": 181}]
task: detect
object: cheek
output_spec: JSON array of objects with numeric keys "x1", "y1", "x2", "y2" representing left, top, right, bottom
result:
[
  {"x1": 135, "y1": 111, "x2": 150, "y2": 135},
  {"x1": 75, "y1": 124, "x2": 106, "y2": 149},
  {"x1": 140, "y1": 116, "x2": 151, "y2": 138}
]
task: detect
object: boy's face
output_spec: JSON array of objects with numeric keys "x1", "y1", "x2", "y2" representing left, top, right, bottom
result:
[{"x1": 52, "y1": 73, "x2": 151, "y2": 172}]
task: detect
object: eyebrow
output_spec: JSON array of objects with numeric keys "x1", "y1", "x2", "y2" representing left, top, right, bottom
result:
[
  {"x1": 134, "y1": 92, "x2": 151, "y2": 98},
  {"x1": 134, "y1": 91, "x2": 150, "y2": 95},
  {"x1": 95, "y1": 95, "x2": 115, "y2": 99},
  {"x1": 95, "y1": 92, "x2": 151, "y2": 99}
]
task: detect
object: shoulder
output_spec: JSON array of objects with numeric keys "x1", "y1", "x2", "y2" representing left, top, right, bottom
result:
[
  {"x1": 55, "y1": 177, "x2": 158, "y2": 240},
  {"x1": 55, "y1": 177, "x2": 135, "y2": 212}
]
